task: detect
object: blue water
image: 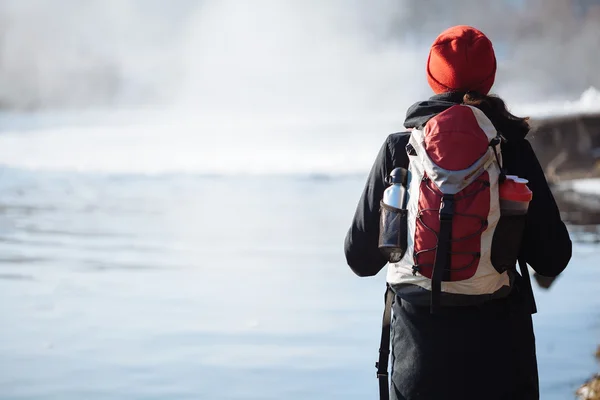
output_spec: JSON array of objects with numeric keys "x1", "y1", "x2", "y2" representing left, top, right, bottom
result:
[{"x1": 0, "y1": 169, "x2": 597, "y2": 399}]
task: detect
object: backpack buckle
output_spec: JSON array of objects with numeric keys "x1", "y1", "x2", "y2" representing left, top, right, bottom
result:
[
  {"x1": 375, "y1": 361, "x2": 388, "y2": 378},
  {"x1": 439, "y1": 194, "x2": 455, "y2": 220}
]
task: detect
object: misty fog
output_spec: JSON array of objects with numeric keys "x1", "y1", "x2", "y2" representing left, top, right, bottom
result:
[{"x1": 0, "y1": 0, "x2": 598, "y2": 113}]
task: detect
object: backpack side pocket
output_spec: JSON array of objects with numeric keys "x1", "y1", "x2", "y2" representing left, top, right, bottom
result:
[
  {"x1": 379, "y1": 201, "x2": 408, "y2": 263},
  {"x1": 491, "y1": 214, "x2": 527, "y2": 273}
]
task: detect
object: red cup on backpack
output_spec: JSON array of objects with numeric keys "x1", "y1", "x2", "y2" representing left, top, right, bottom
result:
[{"x1": 499, "y1": 175, "x2": 533, "y2": 216}]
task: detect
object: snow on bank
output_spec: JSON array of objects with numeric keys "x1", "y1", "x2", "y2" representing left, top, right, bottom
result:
[
  {"x1": 556, "y1": 178, "x2": 600, "y2": 196},
  {"x1": 0, "y1": 88, "x2": 598, "y2": 176},
  {"x1": 515, "y1": 87, "x2": 600, "y2": 121}
]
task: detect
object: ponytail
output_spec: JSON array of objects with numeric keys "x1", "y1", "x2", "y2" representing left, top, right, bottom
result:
[{"x1": 462, "y1": 92, "x2": 530, "y2": 134}]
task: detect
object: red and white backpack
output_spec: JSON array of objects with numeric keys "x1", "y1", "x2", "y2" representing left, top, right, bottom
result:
[{"x1": 386, "y1": 104, "x2": 516, "y2": 311}]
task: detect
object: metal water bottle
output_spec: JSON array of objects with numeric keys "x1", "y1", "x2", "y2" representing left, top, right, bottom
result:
[
  {"x1": 379, "y1": 167, "x2": 410, "y2": 263},
  {"x1": 383, "y1": 168, "x2": 409, "y2": 209}
]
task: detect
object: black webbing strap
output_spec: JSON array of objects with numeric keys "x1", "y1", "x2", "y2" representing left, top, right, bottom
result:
[
  {"x1": 518, "y1": 258, "x2": 538, "y2": 315},
  {"x1": 431, "y1": 194, "x2": 454, "y2": 314},
  {"x1": 376, "y1": 285, "x2": 395, "y2": 400}
]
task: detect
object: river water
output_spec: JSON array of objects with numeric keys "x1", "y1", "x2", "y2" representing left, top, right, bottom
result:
[{"x1": 0, "y1": 113, "x2": 598, "y2": 400}]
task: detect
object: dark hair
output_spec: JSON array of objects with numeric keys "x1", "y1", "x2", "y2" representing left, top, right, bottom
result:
[{"x1": 462, "y1": 91, "x2": 530, "y2": 134}]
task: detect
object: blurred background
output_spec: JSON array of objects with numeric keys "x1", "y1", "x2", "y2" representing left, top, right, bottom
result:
[{"x1": 0, "y1": 1, "x2": 598, "y2": 399}]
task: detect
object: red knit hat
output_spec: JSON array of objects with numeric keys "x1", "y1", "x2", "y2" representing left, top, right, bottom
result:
[{"x1": 426, "y1": 25, "x2": 497, "y2": 95}]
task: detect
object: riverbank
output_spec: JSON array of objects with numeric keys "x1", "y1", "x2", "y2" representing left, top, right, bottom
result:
[
  {"x1": 578, "y1": 375, "x2": 600, "y2": 400},
  {"x1": 577, "y1": 346, "x2": 600, "y2": 400},
  {"x1": 576, "y1": 346, "x2": 600, "y2": 399}
]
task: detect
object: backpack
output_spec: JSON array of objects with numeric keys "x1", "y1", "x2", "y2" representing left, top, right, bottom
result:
[{"x1": 375, "y1": 105, "x2": 537, "y2": 400}]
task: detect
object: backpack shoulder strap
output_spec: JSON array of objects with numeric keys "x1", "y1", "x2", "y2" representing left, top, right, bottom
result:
[
  {"x1": 376, "y1": 285, "x2": 395, "y2": 400},
  {"x1": 386, "y1": 131, "x2": 411, "y2": 170}
]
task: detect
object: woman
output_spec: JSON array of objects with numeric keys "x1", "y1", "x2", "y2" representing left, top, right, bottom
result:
[{"x1": 344, "y1": 26, "x2": 572, "y2": 400}]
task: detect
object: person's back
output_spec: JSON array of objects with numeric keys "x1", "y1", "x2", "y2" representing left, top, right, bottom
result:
[{"x1": 344, "y1": 25, "x2": 572, "y2": 400}]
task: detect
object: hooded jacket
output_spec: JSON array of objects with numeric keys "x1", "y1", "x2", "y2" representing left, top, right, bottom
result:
[{"x1": 344, "y1": 92, "x2": 572, "y2": 281}]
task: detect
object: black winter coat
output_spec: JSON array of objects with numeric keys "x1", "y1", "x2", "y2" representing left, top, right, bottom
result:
[{"x1": 344, "y1": 92, "x2": 572, "y2": 400}]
